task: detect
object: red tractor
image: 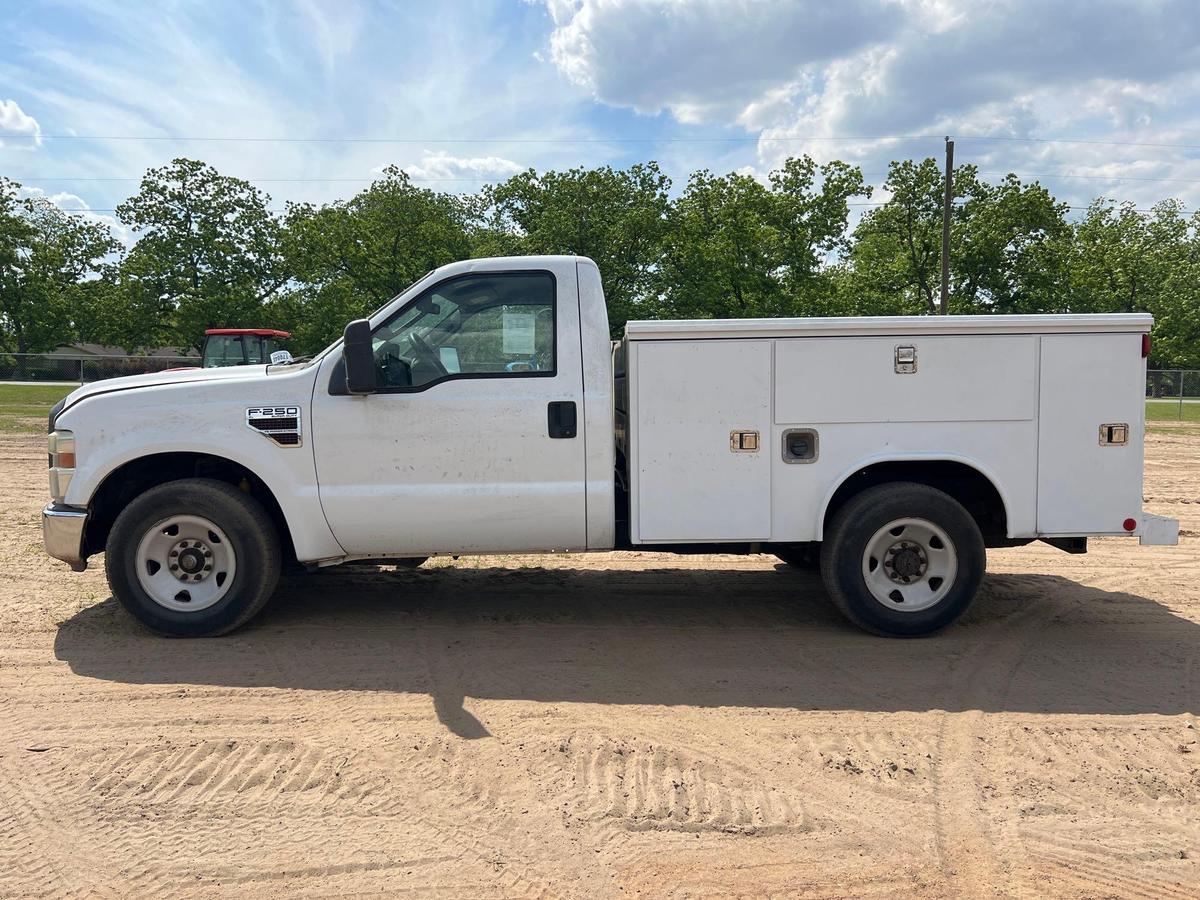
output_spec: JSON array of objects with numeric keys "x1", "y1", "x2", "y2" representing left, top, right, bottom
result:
[{"x1": 200, "y1": 328, "x2": 293, "y2": 368}]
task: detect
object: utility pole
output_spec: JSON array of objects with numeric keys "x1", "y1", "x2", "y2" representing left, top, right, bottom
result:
[{"x1": 940, "y1": 136, "x2": 954, "y2": 315}]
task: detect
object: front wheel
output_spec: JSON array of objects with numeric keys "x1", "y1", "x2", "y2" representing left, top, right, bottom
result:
[
  {"x1": 105, "y1": 478, "x2": 281, "y2": 636},
  {"x1": 820, "y1": 482, "x2": 985, "y2": 636}
]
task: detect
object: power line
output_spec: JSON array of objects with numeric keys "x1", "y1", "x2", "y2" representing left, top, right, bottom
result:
[
  {"x1": 5, "y1": 176, "x2": 499, "y2": 183},
  {"x1": 975, "y1": 170, "x2": 1200, "y2": 185},
  {"x1": 60, "y1": 201, "x2": 1170, "y2": 215},
  {"x1": 7, "y1": 133, "x2": 1200, "y2": 150},
  {"x1": 13, "y1": 169, "x2": 1200, "y2": 186}
]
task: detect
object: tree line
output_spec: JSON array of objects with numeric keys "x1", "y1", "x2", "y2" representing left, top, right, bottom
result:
[{"x1": 1, "y1": 155, "x2": 1198, "y2": 367}]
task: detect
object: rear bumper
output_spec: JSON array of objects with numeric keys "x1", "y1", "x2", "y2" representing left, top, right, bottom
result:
[
  {"x1": 43, "y1": 503, "x2": 89, "y2": 571},
  {"x1": 1140, "y1": 513, "x2": 1180, "y2": 546}
]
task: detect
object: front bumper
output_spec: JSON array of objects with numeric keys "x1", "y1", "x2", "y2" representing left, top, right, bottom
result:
[{"x1": 43, "y1": 503, "x2": 88, "y2": 571}]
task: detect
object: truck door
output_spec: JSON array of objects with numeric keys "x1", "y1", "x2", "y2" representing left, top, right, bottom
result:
[{"x1": 309, "y1": 265, "x2": 588, "y2": 556}]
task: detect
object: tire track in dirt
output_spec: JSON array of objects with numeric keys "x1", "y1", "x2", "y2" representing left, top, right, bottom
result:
[
  {"x1": 28, "y1": 734, "x2": 573, "y2": 899},
  {"x1": 536, "y1": 730, "x2": 808, "y2": 836},
  {"x1": 1001, "y1": 723, "x2": 1200, "y2": 899},
  {"x1": 929, "y1": 597, "x2": 1058, "y2": 897},
  {"x1": 1025, "y1": 837, "x2": 1195, "y2": 900},
  {"x1": 0, "y1": 756, "x2": 124, "y2": 899},
  {"x1": 84, "y1": 739, "x2": 397, "y2": 811}
]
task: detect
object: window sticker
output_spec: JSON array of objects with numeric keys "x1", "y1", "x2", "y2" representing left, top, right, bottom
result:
[
  {"x1": 502, "y1": 311, "x2": 536, "y2": 355},
  {"x1": 438, "y1": 346, "x2": 461, "y2": 373}
]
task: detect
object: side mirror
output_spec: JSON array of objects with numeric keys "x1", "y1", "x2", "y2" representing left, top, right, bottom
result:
[{"x1": 343, "y1": 319, "x2": 376, "y2": 394}]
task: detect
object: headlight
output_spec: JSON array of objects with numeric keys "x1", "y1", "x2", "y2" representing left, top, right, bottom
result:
[{"x1": 48, "y1": 430, "x2": 75, "y2": 502}]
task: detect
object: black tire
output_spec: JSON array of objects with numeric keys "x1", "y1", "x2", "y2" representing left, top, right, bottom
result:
[
  {"x1": 819, "y1": 482, "x2": 985, "y2": 637},
  {"x1": 105, "y1": 478, "x2": 281, "y2": 637},
  {"x1": 773, "y1": 544, "x2": 820, "y2": 571}
]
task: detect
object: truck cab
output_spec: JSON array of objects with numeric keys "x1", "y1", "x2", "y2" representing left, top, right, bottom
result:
[
  {"x1": 201, "y1": 328, "x2": 293, "y2": 368},
  {"x1": 42, "y1": 255, "x2": 1177, "y2": 639}
]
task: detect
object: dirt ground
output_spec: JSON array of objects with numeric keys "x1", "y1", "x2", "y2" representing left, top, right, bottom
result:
[{"x1": 1, "y1": 429, "x2": 1197, "y2": 899}]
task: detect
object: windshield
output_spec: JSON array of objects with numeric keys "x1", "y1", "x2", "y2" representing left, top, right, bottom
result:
[
  {"x1": 311, "y1": 270, "x2": 437, "y2": 363},
  {"x1": 203, "y1": 334, "x2": 248, "y2": 367}
]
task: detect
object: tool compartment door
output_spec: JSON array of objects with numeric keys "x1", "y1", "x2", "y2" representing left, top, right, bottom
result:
[
  {"x1": 632, "y1": 339, "x2": 772, "y2": 541},
  {"x1": 1037, "y1": 333, "x2": 1145, "y2": 534}
]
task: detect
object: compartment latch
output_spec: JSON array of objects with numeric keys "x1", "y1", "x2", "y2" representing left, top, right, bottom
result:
[
  {"x1": 1099, "y1": 423, "x2": 1128, "y2": 446},
  {"x1": 895, "y1": 345, "x2": 917, "y2": 374},
  {"x1": 730, "y1": 430, "x2": 760, "y2": 452}
]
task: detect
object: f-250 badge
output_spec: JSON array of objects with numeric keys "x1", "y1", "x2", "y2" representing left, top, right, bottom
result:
[{"x1": 246, "y1": 406, "x2": 302, "y2": 447}]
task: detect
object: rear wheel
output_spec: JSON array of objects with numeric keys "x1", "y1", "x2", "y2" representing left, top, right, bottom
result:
[
  {"x1": 820, "y1": 482, "x2": 985, "y2": 636},
  {"x1": 105, "y1": 478, "x2": 281, "y2": 636}
]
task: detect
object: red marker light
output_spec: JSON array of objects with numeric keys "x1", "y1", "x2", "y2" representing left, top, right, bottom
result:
[
  {"x1": 1142, "y1": 334, "x2": 1151, "y2": 358},
  {"x1": 1123, "y1": 518, "x2": 1137, "y2": 532}
]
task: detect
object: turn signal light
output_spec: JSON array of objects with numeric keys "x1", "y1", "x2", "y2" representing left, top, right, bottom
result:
[
  {"x1": 56, "y1": 451, "x2": 75, "y2": 468},
  {"x1": 1123, "y1": 518, "x2": 1137, "y2": 532}
]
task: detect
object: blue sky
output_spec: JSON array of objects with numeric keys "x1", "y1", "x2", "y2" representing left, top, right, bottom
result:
[{"x1": 2, "y1": 0, "x2": 1199, "y2": 241}]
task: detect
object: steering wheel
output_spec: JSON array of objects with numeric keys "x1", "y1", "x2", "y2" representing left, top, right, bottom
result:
[{"x1": 409, "y1": 332, "x2": 448, "y2": 377}]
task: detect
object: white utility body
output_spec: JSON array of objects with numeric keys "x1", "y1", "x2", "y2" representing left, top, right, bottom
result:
[{"x1": 42, "y1": 255, "x2": 1178, "y2": 637}]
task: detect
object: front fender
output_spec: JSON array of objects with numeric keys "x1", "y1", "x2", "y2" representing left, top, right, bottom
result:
[{"x1": 56, "y1": 372, "x2": 343, "y2": 562}]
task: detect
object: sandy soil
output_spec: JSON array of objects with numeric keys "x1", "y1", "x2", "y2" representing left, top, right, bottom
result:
[{"x1": 1, "y1": 429, "x2": 1197, "y2": 899}]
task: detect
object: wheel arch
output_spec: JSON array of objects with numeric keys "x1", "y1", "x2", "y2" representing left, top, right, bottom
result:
[
  {"x1": 83, "y1": 451, "x2": 296, "y2": 565},
  {"x1": 816, "y1": 455, "x2": 1013, "y2": 545}
]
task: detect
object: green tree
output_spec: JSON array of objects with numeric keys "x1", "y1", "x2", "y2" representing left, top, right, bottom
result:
[
  {"x1": 478, "y1": 163, "x2": 672, "y2": 333},
  {"x1": 658, "y1": 168, "x2": 781, "y2": 319},
  {"x1": 770, "y1": 157, "x2": 870, "y2": 312},
  {"x1": 848, "y1": 159, "x2": 1068, "y2": 315},
  {"x1": 0, "y1": 179, "x2": 118, "y2": 354},
  {"x1": 116, "y1": 158, "x2": 286, "y2": 350},
  {"x1": 849, "y1": 159, "x2": 977, "y2": 315},
  {"x1": 1067, "y1": 199, "x2": 1200, "y2": 367},
  {"x1": 657, "y1": 157, "x2": 868, "y2": 319},
  {"x1": 277, "y1": 166, "x2": 472, "y2": 353},
  {"x1": 954, "y1": 175, "x2": 1069, "y2": 313}
]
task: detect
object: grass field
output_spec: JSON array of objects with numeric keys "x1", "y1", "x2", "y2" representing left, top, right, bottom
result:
[
  {"x1": 1146, "y1": 398, "x2": 1200, "y2": 422},
  {"x1": 0, "y1": 383, "x2": 74, "y2": 434},
  {"x1": 2, "y1": 382, "x2": 1197, "y2": 434}
]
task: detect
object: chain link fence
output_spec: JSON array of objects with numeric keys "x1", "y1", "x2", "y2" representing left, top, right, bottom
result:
[
  {"x1": 1146, "y1": 370, "x2": 1200, "y2": 421},
  {"x1": 0, "y1": 353, "x2": 196, "y2": 384}
]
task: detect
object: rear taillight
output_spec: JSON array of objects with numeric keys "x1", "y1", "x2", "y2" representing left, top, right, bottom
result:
[{"x1": 1142, "y1": 333, "x2": 1151, "y2": 358}]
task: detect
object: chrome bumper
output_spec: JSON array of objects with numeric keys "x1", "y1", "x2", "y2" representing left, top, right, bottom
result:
[{"x1": 43, "y1": 503, "x2": 88, "y2": 571}]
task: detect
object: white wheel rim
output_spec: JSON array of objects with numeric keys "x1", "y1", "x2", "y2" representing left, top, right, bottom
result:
[
  {"x1": 134, "y1": 515, "x2": 236, "y2": 612},
  {"x1": 861, "y1": 517, "x2": 957, "y2": 613}
]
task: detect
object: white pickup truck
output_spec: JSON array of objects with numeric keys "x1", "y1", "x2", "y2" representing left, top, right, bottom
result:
[{"x1": 43, "y1": 255, "x2": 1178, "y2": 637}]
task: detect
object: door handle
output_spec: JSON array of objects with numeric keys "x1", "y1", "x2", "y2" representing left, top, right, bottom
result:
[{"x1": 547, "y1": 401, "x2": 577, "y2": 439}]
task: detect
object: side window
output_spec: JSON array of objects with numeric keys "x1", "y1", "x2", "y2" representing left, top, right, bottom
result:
[{"x1": 371, "y1": 272, "x2": 556, "y2": 390}]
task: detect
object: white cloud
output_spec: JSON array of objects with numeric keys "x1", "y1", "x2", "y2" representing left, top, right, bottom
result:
[
  {"x1": 0, "y1": 1, "x2": 597, "y2": 215},
  {"x1": 399, "y1": 150, "x2": 525, "y2": 183},
  {"x1": 17, "y1": 184, "x2": 132, "y2": 246},
  {"x1": 536, "y1": 0, "x2": 1200, "y2": 209},
  {"x1": 292, "y1": 0, "x2": 365, "y2": 75},
  {"x1": 544, "y1": 0, "x2": 899, "y2": 123},
  {"x1": 0, "y1": 97, "x2": 40, "y2": 146}
]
